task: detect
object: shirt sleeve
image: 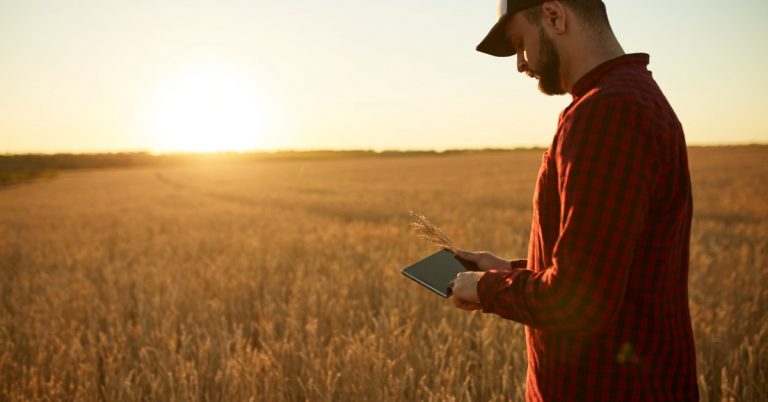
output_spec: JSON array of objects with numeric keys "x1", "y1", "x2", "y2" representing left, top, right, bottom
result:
[{"x1": 477, "y1": 95, "x2": 659, "y2": 333}]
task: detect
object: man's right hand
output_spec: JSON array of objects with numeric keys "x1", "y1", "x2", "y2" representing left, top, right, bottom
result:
[{"x1": 454, "y1": 250, "x2": 512, "y2": 272}]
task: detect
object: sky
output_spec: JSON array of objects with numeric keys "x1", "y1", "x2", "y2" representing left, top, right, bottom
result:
[{"x1": 1, "y1": 0, "x2": 767, "y2": 153}]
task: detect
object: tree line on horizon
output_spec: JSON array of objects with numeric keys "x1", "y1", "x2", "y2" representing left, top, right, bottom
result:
[
  {"x1": 1, "y1": 145, "x2": 758, "y2": 187},
  {"x1": 0, "y1": 148, "x2": 534, "y2": 187}
]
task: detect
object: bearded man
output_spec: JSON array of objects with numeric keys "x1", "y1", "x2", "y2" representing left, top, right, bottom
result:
[{"x1": 449, "y1": 1, "x2": 699, "y2": 400}]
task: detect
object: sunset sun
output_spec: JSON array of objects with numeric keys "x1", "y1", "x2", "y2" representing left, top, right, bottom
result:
[{"x1": 146, "y1": 67, "x2": 265, "y2": 153}]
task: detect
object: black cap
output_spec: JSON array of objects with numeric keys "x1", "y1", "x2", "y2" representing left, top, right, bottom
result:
[{"x1": 477, "y1": 0, "x2": 545, "y2": 57}]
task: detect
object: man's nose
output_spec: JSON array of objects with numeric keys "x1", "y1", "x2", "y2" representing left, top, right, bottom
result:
[{"x1": 516, "y1": 52, "x2": 529, "y2": 73}]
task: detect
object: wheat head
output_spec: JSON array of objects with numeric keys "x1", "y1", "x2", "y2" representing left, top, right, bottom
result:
[{"x1": 408, "y1": 210, "x2": 457, "y2": 253}]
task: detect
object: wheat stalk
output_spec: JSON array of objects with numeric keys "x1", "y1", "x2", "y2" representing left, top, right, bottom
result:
[{"x1": 408, "y1": 211, "x2": 457, "y2": 252}]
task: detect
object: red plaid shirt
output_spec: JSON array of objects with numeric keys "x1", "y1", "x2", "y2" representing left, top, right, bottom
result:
[{"x1": 478, "y1": 54, "x2": 698, "y2": 401}]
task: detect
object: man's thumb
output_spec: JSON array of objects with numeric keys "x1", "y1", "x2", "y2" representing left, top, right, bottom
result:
[
  {"x1": 455, "y1": 249, "x2": 477, "y2": 261},
  {"x1": 454, "y1": 249, "x2": 466, "y2": 257}
]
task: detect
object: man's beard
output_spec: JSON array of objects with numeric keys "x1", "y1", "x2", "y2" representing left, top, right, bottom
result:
[{"x1": 530, "y1": 28, "x2": 566, "y2": 95}]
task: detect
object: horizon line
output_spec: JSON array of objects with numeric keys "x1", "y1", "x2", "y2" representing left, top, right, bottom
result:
[{"x1": 2, "y1": 142, "x2": 767, "y2": 156}]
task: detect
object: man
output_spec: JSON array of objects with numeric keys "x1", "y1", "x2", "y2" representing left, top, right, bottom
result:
[{"x1": 449, "y1": 0, "x2": 698, "y2": 400}]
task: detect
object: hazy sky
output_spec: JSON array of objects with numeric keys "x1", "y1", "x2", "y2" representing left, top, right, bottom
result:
[{"x1": 1, "y1": 0, "x2": 767, "y2": 153}]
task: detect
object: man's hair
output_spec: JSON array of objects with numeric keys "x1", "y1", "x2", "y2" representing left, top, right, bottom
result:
[{"x1": 524, "y1": 0, "x2": 611, "y2": 32}]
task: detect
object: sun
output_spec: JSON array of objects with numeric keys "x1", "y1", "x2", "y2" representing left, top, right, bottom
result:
[{"x1": 146, "y1": 66, "x2": 265, "y2": 153}]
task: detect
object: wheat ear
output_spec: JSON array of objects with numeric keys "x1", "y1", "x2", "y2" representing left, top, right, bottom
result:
[{"x1": 408, "y1": 211, "x2": 457, "y2": 253}]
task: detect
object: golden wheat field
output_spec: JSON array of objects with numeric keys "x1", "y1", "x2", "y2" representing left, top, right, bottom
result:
[{"x1": 1, "y1": 146, "x2": 766, "y2": 401}]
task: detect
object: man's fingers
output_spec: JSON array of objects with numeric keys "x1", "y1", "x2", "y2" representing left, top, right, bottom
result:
[
  {"x1": 454, "y1": 297, "x2": 481, "y2": 311},
  {"x1": 456, "y1": 250, "x2": 483, "y2": 266}
]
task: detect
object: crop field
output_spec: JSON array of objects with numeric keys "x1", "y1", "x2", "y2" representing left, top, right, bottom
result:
[{"x1": 0, "y1": 146, "x2": 766, "y2": 401}]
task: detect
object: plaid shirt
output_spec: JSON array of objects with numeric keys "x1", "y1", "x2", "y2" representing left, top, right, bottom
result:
[{"x1": 478, "y1": 54, "x2": 698, "y2": 401}]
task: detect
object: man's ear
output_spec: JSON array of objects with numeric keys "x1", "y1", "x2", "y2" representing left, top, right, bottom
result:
[{"x1": 542, "y1": 1, "x2": 567, "y2": 34}]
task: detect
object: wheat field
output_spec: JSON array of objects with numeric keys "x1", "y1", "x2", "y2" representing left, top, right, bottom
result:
[{"x1": 1, "y1": 147, "x2": 766, "y2": 401}]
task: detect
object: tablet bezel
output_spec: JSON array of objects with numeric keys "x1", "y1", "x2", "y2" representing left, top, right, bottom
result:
[{"x1": 400, "y1": 249, "x2": 478, "y2": 298}]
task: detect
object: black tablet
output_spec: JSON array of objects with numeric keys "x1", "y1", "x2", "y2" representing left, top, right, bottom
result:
[{"x1": 401, "y1": 249, "x2": 479, "y2": 297}]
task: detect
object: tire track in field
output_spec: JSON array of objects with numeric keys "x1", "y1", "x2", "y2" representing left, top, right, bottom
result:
[
  {"x1": 154, "y1": 171, "x2": 396, "y2": 223},
  {"x1": 155, "y1": 172, "x2": 265, "y2": 208}
]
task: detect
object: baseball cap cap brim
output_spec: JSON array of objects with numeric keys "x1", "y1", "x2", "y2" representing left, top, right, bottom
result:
[
  {"x1": 476, "y1": 15, "x2": 516, "y2": 57},
  {"x1": 477, "y1": 0, "x2": 545, "y2": 57}
]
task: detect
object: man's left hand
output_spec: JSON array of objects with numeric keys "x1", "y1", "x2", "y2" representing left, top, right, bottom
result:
[{"x1": 450, "y1": 271, "x2": 484, "y2": 311}]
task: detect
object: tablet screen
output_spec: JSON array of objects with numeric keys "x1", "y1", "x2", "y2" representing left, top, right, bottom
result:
[{"x1": 401, "y1": 249, "x2": 477, "y2": 297}]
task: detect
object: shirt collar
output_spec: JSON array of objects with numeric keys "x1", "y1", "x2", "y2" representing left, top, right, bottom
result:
[{"x1": 570, "y1": 53, "x2": 650, "y2": 98}]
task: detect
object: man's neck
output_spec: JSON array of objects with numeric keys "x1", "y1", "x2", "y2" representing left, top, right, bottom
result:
[{"x1": 560, "y1": 34, "x2": 625, "y2": 94}]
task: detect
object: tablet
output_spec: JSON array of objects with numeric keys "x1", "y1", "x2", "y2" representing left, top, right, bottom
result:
[{"x1": 401, "y1": 249, "x2": 479, "y2": 298}]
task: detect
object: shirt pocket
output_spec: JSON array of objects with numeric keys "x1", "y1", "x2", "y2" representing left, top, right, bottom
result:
[
  {"x1": 533, "y1": 149, "x2": 561, "y2": 267},
  {"x1": 533, "y1": 150, "x2": 552, "y2": 217}
]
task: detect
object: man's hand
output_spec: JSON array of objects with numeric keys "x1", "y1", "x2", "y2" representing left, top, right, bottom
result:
[
  {"x1": 454, "y1": 249, "x2": 511, "y2": 272},
  {"x1": 449, "y1": 271, "x2": 484, "y2": 310}
]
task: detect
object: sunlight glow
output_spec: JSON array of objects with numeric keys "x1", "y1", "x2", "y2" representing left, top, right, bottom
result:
[{"x1": 146, "y1": 66, "x2": 265, "y2": 153}]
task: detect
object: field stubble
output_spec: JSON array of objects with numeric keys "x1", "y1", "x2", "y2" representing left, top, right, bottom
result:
[{"x1": 0, "y1": 147, "x2": 766, "y2": 401}]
